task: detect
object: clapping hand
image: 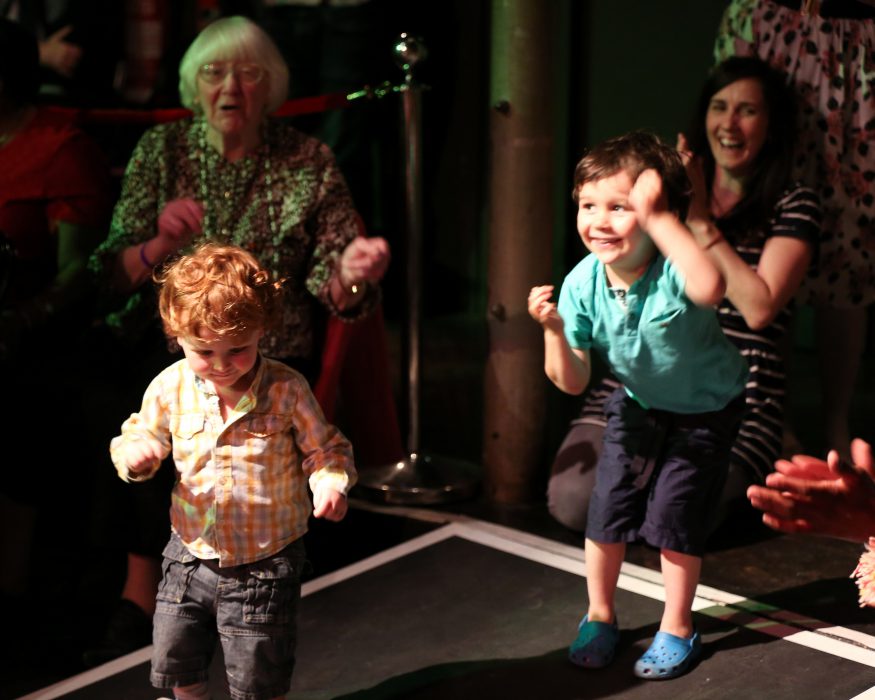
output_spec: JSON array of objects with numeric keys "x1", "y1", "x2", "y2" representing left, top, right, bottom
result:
[
  {"x1": 338, "y1": 236, "x2": 390, "y2": 287},
  {"x1": 747, "y1": 438, "x2": 875, "y2": 543},
  {"x1": 155, "y1": 199, "x2": 203, "y2": 257},
  {"x1": 676, "y1": 133, "x2": 710, "y2": 224}
]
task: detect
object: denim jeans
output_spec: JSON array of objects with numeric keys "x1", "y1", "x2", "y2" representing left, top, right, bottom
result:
[{"x1": 150, "y1": 534, "x2": 307, "y2": 700}]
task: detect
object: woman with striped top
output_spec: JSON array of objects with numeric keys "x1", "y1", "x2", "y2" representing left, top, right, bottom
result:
[{"x1": 548, "y1": 56, "x2": 821, "y2": 534}]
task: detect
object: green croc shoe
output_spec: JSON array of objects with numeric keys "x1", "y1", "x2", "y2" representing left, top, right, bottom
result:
[
  {"x1": 634, "y1": 629, "x2": 702, "y2": 680},
  {"x1": 568, "y1": 615, "x2": 620, "y2": 668}
]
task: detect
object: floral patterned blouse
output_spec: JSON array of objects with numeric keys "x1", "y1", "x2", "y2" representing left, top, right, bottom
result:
[{"x1": 89, "y1": 117, "x2": 373, "y2": 359}]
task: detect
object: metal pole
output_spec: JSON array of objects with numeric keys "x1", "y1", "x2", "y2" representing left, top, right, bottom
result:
[
  {"x1": 354, "y1": 34, "x2": 480, "y2": 505},
  {"x1": 483, "y1": 0, "x2": 562, "y2": 503},
  {"x1": 401, "y1": 59, "x2": 423, "y2": 454}
]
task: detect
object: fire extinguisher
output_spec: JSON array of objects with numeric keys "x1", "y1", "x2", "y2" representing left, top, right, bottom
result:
[{"x1": 119, "y1": 0, "x2": 168, "y2": 105}]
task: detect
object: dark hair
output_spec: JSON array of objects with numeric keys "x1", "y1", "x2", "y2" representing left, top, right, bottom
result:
[
  {"x1": 0, "y1": 19, "x2": 39, "y2": 107},
  {"x1": 686, "y1": 55, "x2": 797, "y2": 235},
  {"x1": 572, "y1": 130, "x2": 691, "y2": 219}
]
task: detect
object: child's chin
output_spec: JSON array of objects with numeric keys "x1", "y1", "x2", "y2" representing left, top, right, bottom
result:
[
  {"x1": 210, "y1": 374, "x2": 238, "y2": 386},
  {"x1": 594, "y1": 251, "x2": 621, "y2": 264}
]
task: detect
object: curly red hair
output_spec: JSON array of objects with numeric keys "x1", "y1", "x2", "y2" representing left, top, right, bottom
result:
[{"x1": 156, "y1": 242, "x2": 282, "y2": 341}]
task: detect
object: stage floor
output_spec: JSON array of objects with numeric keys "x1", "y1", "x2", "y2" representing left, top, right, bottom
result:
[{"x1": 17, "y1": 506, "x2": 875, "y2": 700}]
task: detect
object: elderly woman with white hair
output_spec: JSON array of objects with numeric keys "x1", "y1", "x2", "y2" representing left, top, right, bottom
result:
[
  {"x1": 91, "y1": 15, "x2": 389, "y2": 361},
  {"x1": 84, "y1": 15, "x2": 389, "y2": 672}
]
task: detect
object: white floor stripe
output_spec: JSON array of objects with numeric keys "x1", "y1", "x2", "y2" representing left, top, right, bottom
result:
[
  {"x1": 300, "y1": 523, "x2": 458, "y2": 596},
  {"x1": 16, "y1": 647, "x2": 152, "y2": 700},
  {"x1": 785, "y1": 630, "x2": 875, "y2": 668},
  {"x1": 822, "y1": 626, "x2": 875, "y2": 649}
]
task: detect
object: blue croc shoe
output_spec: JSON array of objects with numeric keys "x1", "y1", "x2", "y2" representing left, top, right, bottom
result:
[
  {"x1": 568, "y1": 615, "x2": 620, "y2": 668},
  {"x1": 634, "y1": 629, "x2": 702, "y2": 680}
]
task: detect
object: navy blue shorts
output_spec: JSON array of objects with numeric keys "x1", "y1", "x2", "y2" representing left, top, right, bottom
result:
[{"x1": 586, "y1": 388, "x2": 744, "y2": 556}]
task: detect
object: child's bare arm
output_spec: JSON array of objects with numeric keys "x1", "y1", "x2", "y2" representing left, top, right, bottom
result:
[
  {"x1": 630, "y1": 169, "x2": 725, "y2": 306},
  {"x1": 528, "y1": 285, "x2": 591, "y2": 394}
]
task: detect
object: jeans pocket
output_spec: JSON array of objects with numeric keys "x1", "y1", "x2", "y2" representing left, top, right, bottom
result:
[
  {"x1": 242, "y1": 548, "x2": 302, "y2": 625},
  {"x1": 155, "y1": 536, "x2": 197, "y2": 604}
]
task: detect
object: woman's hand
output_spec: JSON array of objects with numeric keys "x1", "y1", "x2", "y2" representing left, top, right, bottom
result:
[
  {"x1": 747, "y1": 438, "x2": 875, "y2": 542},
  {"x1": 337, "y1": 236, "x2": 390, "y2": 287},
  {"x1": 329, "y1": 236, "x2": 390, "y2": 310},
  {"x1": 676, "y1": 132, "x2": 711, "y2": 226},
  {"x1": 38, "y1": 25, "x2": 82, "y2": 78},
  {"x1": 155, "y1": 198, "x2": 203, "y2": 258},
  {"x1": 115, "y1": 199, "x2": 203, "y2": 291}
]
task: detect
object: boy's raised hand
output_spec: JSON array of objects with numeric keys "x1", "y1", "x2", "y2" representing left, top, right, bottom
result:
[
  {"x1": 122, "y1": 437, "x2": 164, "y2": 477},
  {"x1": 629, "y1": 168, "x2": 667, "y2": 229},
  {"x1": 313, "y1": 486, "x2": 349, "y2": 522},
  {"x1": 528, "y1": 285, "x2": 564, "y2": 333}
]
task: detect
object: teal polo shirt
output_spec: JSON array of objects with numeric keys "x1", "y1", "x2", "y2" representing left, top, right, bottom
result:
[{"x1": 557, "y1": 253, "x2": 748, "y2": 414}]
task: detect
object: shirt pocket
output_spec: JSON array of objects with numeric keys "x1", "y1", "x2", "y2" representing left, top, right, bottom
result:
[
  {"x1": 242, "y1": 414, "x2": 293, "y2": 457},
  {"x1": 169, "y1": 413, "x2": 207, "y2": 462},
  {"x1": 245, "y1": 414, "x2": 292, "y2": 437}
]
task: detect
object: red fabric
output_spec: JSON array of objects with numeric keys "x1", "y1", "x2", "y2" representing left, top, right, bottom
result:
[
  {"x1": 45, "y1": 91, "x2": 351, "y2": 127},
  {"x1": 313, "y1": 316, "x2": 355, "y2": 423},
  {"x1": 0, "y1": 108, "x2": 111, "y2": 302},
  {"x1": 314, "y1": 306, "x2": 405, "y2": 468}
]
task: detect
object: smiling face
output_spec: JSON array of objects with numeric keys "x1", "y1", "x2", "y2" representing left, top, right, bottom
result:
[
  {"x1": 195, "y1": 58, "x2": 270, "y2": 149},
  {"x1": 179, "y1": 327, "x2": 263, "y2": 394},
  {"x1": 576, "y1": 170, "x2": 656, "y2": 280},
  {"x1": 706, "y1": 77, "x2": 769, "y2": 180}
]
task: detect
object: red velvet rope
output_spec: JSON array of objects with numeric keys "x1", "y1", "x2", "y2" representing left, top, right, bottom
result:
[{"x1": 45, "y1": 89, "x2": 353, "y2": 126}]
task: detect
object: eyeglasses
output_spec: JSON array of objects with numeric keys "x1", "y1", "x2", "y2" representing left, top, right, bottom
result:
[{"x1": 198, "y1": 62, "x2": 265, "y2": 85}]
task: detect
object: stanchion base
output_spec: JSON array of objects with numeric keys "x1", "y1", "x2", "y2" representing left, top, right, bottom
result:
[{"x1": 353, "y1": 452, "x2": 481, "y2": 505}]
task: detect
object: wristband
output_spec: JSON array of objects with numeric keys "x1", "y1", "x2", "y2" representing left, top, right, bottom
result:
[{"x1": 139, "y1": 241, "x2": 157, "y2": 268}]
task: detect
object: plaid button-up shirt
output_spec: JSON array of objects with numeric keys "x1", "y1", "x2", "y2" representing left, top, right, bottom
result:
[{"x1": 110, "y1": 355, "x2": 356, "y2": 566}]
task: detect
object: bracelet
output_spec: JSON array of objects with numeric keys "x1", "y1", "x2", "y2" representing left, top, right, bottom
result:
[{"x1": 139, "y1": 241, "x2": 157, "y2": 268}]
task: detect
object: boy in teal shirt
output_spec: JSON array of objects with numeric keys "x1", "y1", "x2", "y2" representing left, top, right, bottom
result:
[{"x1": 529, "y1": 131, "x2": 747, "y2": 680}]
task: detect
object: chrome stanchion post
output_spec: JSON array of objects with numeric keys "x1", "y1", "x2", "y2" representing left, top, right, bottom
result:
[
  {"x1": 354, "y1": 34, "x2": 480, "y2": 505},
  {"x1": 399, "y1": 33, "x2": 423, "y2": 459}
]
